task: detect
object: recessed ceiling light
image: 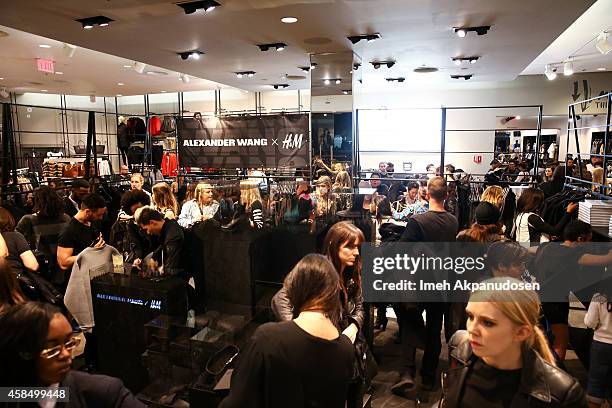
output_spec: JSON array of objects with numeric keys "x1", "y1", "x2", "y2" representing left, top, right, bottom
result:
[
  {"x1": 123, "y1": 65, "x2": 131, "y2": 68},
  {"x1": 161, "y1": 90, "x2": 167, "y2": 93},
  {"x1": 597, "y1": 67, "x2": 606, "y2": 71},
  {"x1": 116, "y1": 94, "x2": 123, "y2": 97},
  {"x1": 117, "y1": 82, "x2": 124, "y2": 86},
  {"x1": 41, "y1": 90, "x2": 48, "y2": 92},
  {"x1": 281, "y1": 17, "x2": 298, "y2": 24},
  {"x1": 55, "y1": 72, "x2": 63, "y2": 75},
  {"x1": 39, "y1": 44, "x2": 51, "y2": 48},
  {"x1": 0, "y1": 78, "x2": 4, "y2": 80},
  {"x1": 324, "y1": 79, "x2": 331, "y2": 85}
]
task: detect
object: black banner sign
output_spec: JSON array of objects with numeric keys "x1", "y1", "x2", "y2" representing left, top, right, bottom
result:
[{"x1": 177, "y1": 114, "x2": 309, "y2": 168}]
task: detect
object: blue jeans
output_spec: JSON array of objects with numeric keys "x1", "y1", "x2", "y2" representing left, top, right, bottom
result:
[{"x1": 587, "y1": 340, "x2": 612, "y2": 403}]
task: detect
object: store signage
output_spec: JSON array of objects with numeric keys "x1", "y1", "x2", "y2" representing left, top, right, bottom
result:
[
  {"x1": 473, "y1": 155, "x2": 482, "y2": 164},
  {"x1": 178, "y1": 113, "x2": 310, "y2": 168},
  {"x1": 36, "y1": 58, "x2": 55, "y2": 73}
]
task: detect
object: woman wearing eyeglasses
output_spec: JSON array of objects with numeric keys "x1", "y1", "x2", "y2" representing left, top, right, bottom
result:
[{"x1": 0, "y1": 302, "x2": 144, "y2": 407}]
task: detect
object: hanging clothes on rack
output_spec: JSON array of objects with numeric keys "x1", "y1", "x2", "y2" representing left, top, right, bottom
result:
[
  {"x1": 161, "y1": 152, "x2": 178, "y2": 177},
  {"x1": 149, "y1": 116, "x2": 162, "y2": 137}
]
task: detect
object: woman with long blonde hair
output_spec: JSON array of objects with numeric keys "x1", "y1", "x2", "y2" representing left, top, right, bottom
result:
[
  {"x1": 239, "y1": 180, "x2": 264, "y2": 229},
  {"x1": 178, "y1": 181, "x2": 220, "y2": 228},
  {"x1": 480, "y1": 185, "x2": 504, "y2": 209},
  {"x1": 152, "y1": 182, "x2": 179, "y2": 219},
  {"x1": 442, "y1": 277, "x2": 586, "y2": 407}
]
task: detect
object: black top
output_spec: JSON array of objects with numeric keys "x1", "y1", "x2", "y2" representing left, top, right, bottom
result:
[
  {"x1": 219, "y1": 321, "x2": 354, "y2": 408},
  {"x1": 154, "y1": 220, "x2": 184, "y2": 277},
  {"x1": 400, "y1": 210, "x2": 459, "y2": 242},
  {"x1": 1, "y1": 231, "x2": 31, "y2": 275},
  {"x1": 526, "y1": 213, "x2": 571, "y2": 243},
  {"x1": 533, "y1": 243, "x2": 590, "y2": 302},
  {"x1": 459, "y1": 358, "x2": 522, "y2": 408},
  {"x1": 16, "y1": 213, "x2": 71, "y2": 249},
  {"x1": 250, "y1": 200, "x2": 264, "y2": 229},
  {"x1": 57, "y1": 218, "x2": 99, "y2": 261}
]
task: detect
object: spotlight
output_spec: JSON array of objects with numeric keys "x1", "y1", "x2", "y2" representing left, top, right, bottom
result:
[
  {"x1": 342, "y1": 90, "x2": 351, "y2": 95},
  {"x1": 544, "y1": 64, "x2": 557, "y2": 80},
  {"x1": 62, "y1": 43, "x2": 77, "y2": 58},
  {"x1": 370, "y1": 61, "x2": 395, "y2": 69},
  {"x1": 563, "y1": 59, "x2": 574, "y2": 76},
  {"x1": 453, "y1": 26, "x2": 491, "y2": 37},
  {"x1": 386, "y1": 77, "x2": 405, "y2": 83},
  {"x1": 311, "y1": 62, "x2": 317, "y2": 70},
  {"x1": 272, "y1": 84, "x2": 289, "y2": 89},
  {"x1": 0, "y1": 88, "x2": 9, "y2": 99},
  {"x1": 257, "y1": 43, "x2": 287, "y2": 52},
  {"x1": 335, "y1": 79, "x2": 341, "y2": 84},
  {"x1": 177, "y1": 1, "x2": 221, "y2": 14},
  {"x1": 180, "y1": 73, "x2": 190, "y2": 83},
  {"x1": 133, "y1": 62, "x2": 146, "y2": 74},
  {"x1": 450, "y1": 74, "x2": 473, "y2": 80},
  {"x1": 324, "y1": 79, "x2": 331, "y2": 85},
  {"x1": 76, "y1": 16, "x2": 114, "y2": 29},
  {"x1": 596, "y1": 31, "x2": 612, "y2": 55},
  {"x1": 452, "y1": 56, "x2": 480, "y2": 65},
  {"x1": 178, "y1": 51, "x2": 204, "y2": 60},
  {"x1": 347, "y1": 33, "x2": 381, "y2": 44},
  {"x1": 235, "y1": 71, "x2": 256, "y2": 78}
]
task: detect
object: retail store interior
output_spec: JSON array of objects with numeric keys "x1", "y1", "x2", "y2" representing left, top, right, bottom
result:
[{"x1": 1, "y1": 0, "x2": 612, "y2": 407}]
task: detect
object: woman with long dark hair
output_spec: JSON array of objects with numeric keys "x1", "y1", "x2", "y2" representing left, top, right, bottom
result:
[
  {"x1": 272, "y1": 221, "x2": 372, "y2": 408},
  {"x1": 0, "y1": 257, "x2": 25, "y2": 314},
  {"x1": 220, "y1": 254, "x2": 354, "y2": 408},
  {"x1": 0, "y1": 302, "x2": 143, "y2": 406},
  {"x1": 513, "y1": 187, "x2": 577, "y2": 244}
]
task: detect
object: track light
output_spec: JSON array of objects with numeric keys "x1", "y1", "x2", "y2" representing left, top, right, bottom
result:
[
  {"x1": 342, "y1": 90, "x2": 351, "y2": 95},
  {"x1": 370, "y1": 61, "x2": 395, "y2": 69},
  {"x1": 544, "y1": 64, "x2": 557, "y2": 80},
  {"x1": 75, "y1": 16, "x2": 114, "y2": 29},
  {"x1": 386, "y1": 77, "x2": 405, "y2": 83},
  {"x1": 453, "y1": 26, "x2": 491, "y2": 37},
  {"x1": 324, "y1": 79, "x2": 331, "y2": 85},
  {"x1": 450, "y1": 74, "x2": 473, "y2": 80},
  {"x1": 177, "y1": 1, "x2": 221, "y2": 14},
  {"x1": 272, "y1": 84, "x2": 289, "y2": 89},
  {"x1": 347, "y1": 33, "x2": 381, "y2": 44},
  {"x1": 180, "y1": 73, "x2": 190, "y2": 83},
  {"x1": 335, "y1": 79, "x2": 342, "y2": 84},
  {"x1": 0, "y1": 88, "x2": 9, "y2": 99},
  {"x1": 133, "y1": 62, "x2": 146, "y2": 74},
  {"x1": 178, "y1": 51, "x2": 204, "y2": 60},
  {"x1": 323, "y1": 79, "x2": 341, "y2": 85},
  {"x1": 452, "y1": 56, "x2": 479, "y2": 65},
  {"x1": 235, "y1": 71, "x2": 256, "y2": 78},
  {"x1": 63, "y1": 43, "x2": 77, "y2": 58},
  {"x1": 563, "y1": 59, "x2": 574, "y2": 76},
  {"x1": 257, "y1": 43, "x2": 287, "y2": 52},
  {"x1": 596, "y1": 31, "x2": 612, "y2": 55}
]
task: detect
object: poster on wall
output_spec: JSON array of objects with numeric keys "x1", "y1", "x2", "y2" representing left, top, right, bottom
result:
[{"x1": 178, "y1": 113, "x2": 309, "y2": 168}]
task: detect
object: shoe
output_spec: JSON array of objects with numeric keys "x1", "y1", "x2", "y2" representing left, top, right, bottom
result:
[{"x1": 391, "y1": 376, "x2": 417, "y2": 399}]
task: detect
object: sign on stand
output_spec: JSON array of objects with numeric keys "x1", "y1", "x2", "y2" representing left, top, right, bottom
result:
[{"x1": 178, "y1": 113, "x2": 309, "y2": 168}]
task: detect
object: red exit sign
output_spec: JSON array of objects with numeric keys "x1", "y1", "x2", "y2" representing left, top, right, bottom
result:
[{"x1": 36, "y1": 58, "x2": 55, "y2": 73}]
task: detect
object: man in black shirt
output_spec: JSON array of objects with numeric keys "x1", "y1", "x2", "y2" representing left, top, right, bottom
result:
[
  {"x1": 135, "y1": 207, "x2": 184, "y2": 278},
  {"x1": 63, "y1": 179, "x2": 91, "y2": 217},
  {"x1": 57, "y1": 193, "x2": 107, "y2": 276},
  {"x1": 392, "y1": 177, "x2": 458, "y2": 396}
]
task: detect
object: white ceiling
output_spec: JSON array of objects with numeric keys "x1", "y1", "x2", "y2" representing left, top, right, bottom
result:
[
  {"x1": 0, "y1": 0, "x2": 599, "y2": 96},
  {"x1": 0, "y1": 25, "x2": 226, "y2": 96},
  {"x1": 522, "y1": 0, "x2": 612, "y2": 75}
]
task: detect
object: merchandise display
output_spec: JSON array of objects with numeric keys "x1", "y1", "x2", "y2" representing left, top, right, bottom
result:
[{"x1": 0, "y1": 2, "x2": 612, "y2": 408}]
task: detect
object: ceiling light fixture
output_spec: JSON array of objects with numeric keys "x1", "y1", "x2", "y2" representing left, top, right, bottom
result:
[
  {"x1": 116, "y1": 94, "x2": 122, "y2": 97},
  {"x1": 596, "y1": 31, "x2": 612, "y2": 55},
  {"x1": 347, "y1": 33, "x2": 381, "y2": 44},
  {"x1": 386, "y1": 77, "x2": 405, "y2": 83},
  {"x1": 453, "y1": 25, "x2": 491, "y2": 37},
  {"x1": 257, "y1": 42, "x2": 287, "y2": 52},
  {"x1": 272, "y1": 84, "x2": 289, "y2": 89},
  {"x1": 544, "y1": 64, "x2": 558, "y2": 80},
  {"x1": 281, "y1": 17, "x2": 298, "y2": 24},
  {"x1": 563, "y1": 59, "x2": 574, "y2": 76},
  {"x1": 450, "y1": 74, "x2": 473, "y2": 80},
  {"x1": 371, "y1": 61, "x2": 395, "y2": 69},
  {"x1": 38, "y1": 44, "x2": 51, "y2": 49},
  {"x1": 323, "y1": 79, "x2": 331, "y2": 85},
  {"x1": 452, "y1": 56, "x2": 480, "y2": 65},
  {"x1": 235, "y1": 71, "x2": 256, "y2": 78},
  {"x1": 55, "y1": 72, "x2": 63, "y2": 75},
  {"x1": 180, "y1": 73, "x2": 190, "y2": 83},
  {"x1": 353, "y1": 63, "x2": 361, "y2": 71},
  {"x1": 76, "y1": 16, "x2": 114, "y2": 29},
  {"x1": 342, "y1": 90, "x2": 351, "y2": 95},
  {"x1": 123, "y1": 65, "x2": 131, "y2": 68},
  {"x1": 597, "y1": 67, "x2": 606, "y2": 71},
  {"x1": 117, "y1": 82, "x2": 124, "y2": 86},
  {"x1": 133, "y1": 62, "x2": 146, "y2": 74},
  {"x1": 177, "y1": 0, "x2": 221, "y2": 14},
  {"x1": 335, "y1": 79, "x2": 342, "y2": 84},
  {"x1": 178, "y1": 51, "x2": 204, "y2": 60},
  {"x1": 40, "y1": 89, "x2": 48, "y2": 92},
  {"x1": 161, "y1": 90, "x2": 167, "y2": 93}
]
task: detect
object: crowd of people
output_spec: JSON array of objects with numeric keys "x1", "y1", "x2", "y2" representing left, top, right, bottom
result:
[{"x1": 0, "y1": 161, "x2": 611, "y2": 408}]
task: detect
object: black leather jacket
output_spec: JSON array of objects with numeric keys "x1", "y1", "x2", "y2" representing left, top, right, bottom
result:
[
  {"x1": 440, "y1": 331, "x2": 587, "y2": 408},
  {"x1": 271, "y1": 282, "x2": 364, "y2": 331}
]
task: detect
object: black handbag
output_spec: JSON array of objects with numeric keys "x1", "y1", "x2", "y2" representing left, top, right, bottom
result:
[
  {"x1": 16, "y1": 269, "x2": 64, "y2": 307},
  {"x1": 353, "y1": 332, "x2": 378, "y2": 387}
]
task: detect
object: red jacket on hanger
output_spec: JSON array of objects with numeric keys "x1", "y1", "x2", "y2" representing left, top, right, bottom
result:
[
  {"x1": 161, "y1": 152, "x2": 178, "y2": 176},
  {"x1": 149, "y1": 116, "x2": 162, "y2": 136}
]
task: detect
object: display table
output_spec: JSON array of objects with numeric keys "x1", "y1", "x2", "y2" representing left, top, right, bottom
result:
[{"x1": 92, "y1": 273, "x2": 188, "y2": 392}]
